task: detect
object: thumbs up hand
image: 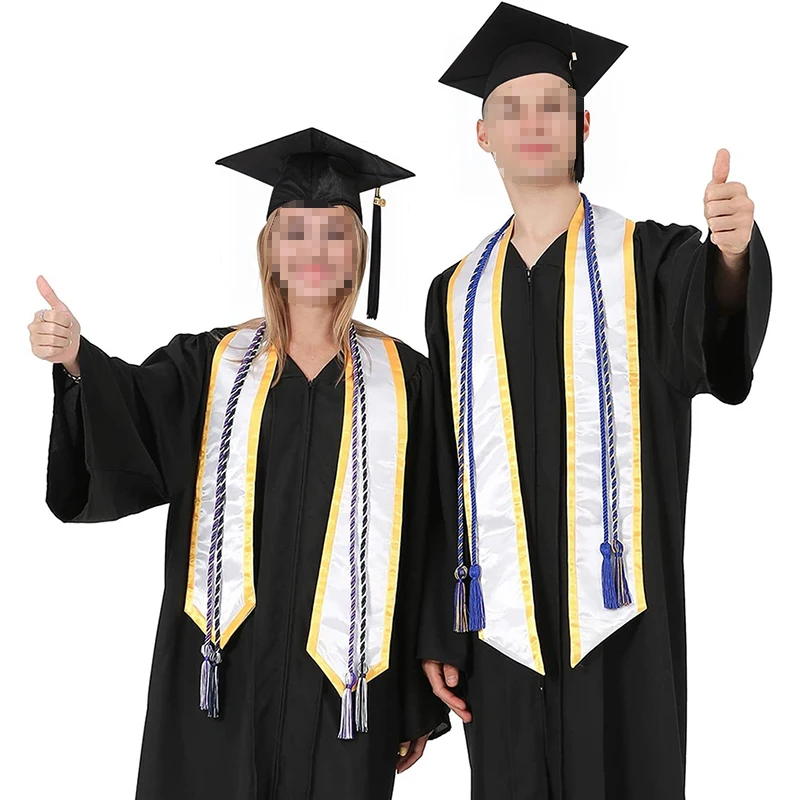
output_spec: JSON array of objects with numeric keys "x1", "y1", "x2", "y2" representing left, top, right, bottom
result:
[
  {"x1": 28, "y1": 276, "x2": 81, "y2": 370},
  {"x1": 703, "y1": 148, "x2": 755, "y2": 263}
]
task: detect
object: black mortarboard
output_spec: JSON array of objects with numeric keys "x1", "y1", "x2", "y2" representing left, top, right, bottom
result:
[
  {"x1": 216, "y1": 128, "x2": 415, "y2": 318},
  {"x1": 439, "y1": 3, "x2": 627, "y2": 183}
]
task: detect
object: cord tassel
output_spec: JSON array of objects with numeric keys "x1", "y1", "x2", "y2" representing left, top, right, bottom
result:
[
  {"x1": 199, "y1": 643, "x2": 221, "y2": 718},
  {"x1": 355, "y1": 674, "x2": 369, "y2": 733},
  {"x1": 613, "y1": 540, "x2": 632, "y2": 607},
  {"x1": 453, "y1": 566, "x2": 468, "y2": 632},
  {"x1": 338, "y1": 676, "x2": 355, "y2": 740},
  {"x1": 467, "y1": 564, "x2": 486, "y2": 631},
  {"x1": 600, "y1": 542, "x2": 616, "y2": 609}
]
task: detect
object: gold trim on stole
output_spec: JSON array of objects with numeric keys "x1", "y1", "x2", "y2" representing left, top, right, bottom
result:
[
  {"x1": 564, "y1": 203, "x2": 586, "y2": 667},
  {"x1": 372, "y1": 339, "x2": 408, "y2": 679},
  {"x1": 446, "y1": 253, "x2": 473, "y2": 560},
  {"x1": 624, "y1": 219, "x2": 647, "y2": 613}
]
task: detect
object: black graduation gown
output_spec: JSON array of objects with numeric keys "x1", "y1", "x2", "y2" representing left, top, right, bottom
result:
[
  {"x1": 419, "y1": 219, "x2": 772, "y2": 800},
  {"x1": 45, "y1": 327, "x2": 450, "y2": 800}
]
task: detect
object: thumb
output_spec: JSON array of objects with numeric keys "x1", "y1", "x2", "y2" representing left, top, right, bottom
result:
[
  {"x1": 711, "y1": 148, "x2": 730, "y2": 184},
  {"x1": 37, "y1": 275, "x2": 69, "y2": 311},
  {"x1": 443, "y1": 664, "x2": 460, "y2": 687}
]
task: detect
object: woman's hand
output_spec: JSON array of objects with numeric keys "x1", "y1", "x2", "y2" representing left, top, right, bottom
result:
[
  {"x1": 29, "y1": 276, "x2": 81, "y2": 373},
  {"x1": 396, "y1": 730, "x2": 432, "y2": 774},
  {"x1": 422, "y1": 660, "x2": 472, "y2": 723}
]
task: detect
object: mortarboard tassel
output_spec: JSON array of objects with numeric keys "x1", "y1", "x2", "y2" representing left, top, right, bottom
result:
[
  {"x1": 366, "y1": 188, "x2": 384, "y2": 320},
  {"x1": 573, "y1": 93, "x2": 585, "y2": 184},
  {"x1": 567, "y1": 28, "x2": 585, "y2": 184},
  {"x1": 467, "y1": 564, "x2": 486, "y2": 631}
]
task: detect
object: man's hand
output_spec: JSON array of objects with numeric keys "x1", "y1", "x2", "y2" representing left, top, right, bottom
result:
[
  {"x1": 396, "y1": 731, "x2": 432, "y2": 774},
  {"x1": 704, "y1": 148, "x2": 755, "y2": 269},
  {"x1": 421, "y1": 660, "x2": 472, "y2": 723}
]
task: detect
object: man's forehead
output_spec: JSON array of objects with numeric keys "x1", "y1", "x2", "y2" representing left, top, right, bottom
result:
[{"x1": 488, "y1": 73, "x2": 573, "y2": 102}]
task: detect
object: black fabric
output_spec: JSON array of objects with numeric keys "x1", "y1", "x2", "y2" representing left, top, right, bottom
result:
[
  {"x1": 214, "y1": 128, "x2": 414, "y2": 220},
  {"x1": 438, "y1": 3, "x2": 627, "y2": 99},
  {"x1": 484, "y1": 41, "x2": 573, "y2": 101},
  {"x1": 46, "y1": 328, "x2": 449, "y2": 800},
  {"x1": 267, "y1": 153, "x2": 364, "y2": 219},
  {"x1": 420, "y1": 218, "x2": 771, "y2": 799}
]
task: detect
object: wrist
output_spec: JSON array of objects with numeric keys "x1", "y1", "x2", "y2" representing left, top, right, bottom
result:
[{"x1": 62, "y1": 361, "x2": 81, "y2": 381}]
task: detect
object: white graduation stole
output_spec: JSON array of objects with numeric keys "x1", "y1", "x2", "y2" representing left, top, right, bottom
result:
[
  {"x1": 446, "y1": 198, "x2": 646, "y2": 673},
  {"x1": 185, "y1": 326, "x2": 276, "y2": 649},
  {"x1": 306, "y1": 335, "x2": 407, "y2": 695},
  {"x1": 184, "y1": 325, "x2": 407, "y2": 726}
]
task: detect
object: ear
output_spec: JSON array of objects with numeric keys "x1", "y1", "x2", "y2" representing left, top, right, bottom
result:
[
  {"x1": 476, "y1": 117, "x2": 492, "y2": 154},
  {"x1": 583, "y1": 109, "x2": 591, "y2": 143}
]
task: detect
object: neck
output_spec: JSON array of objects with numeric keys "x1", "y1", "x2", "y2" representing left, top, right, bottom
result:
[
  {"x1": 287, "y1": 302, "x2": 337, "y2": 350},
  {"x1": 504, "y1": 177, "x2": 581, "y2": 241}
]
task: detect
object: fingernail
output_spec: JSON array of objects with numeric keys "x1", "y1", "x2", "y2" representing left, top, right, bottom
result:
[{"x1": 399, "y1": 745, "x2": 409, "y2": 757}]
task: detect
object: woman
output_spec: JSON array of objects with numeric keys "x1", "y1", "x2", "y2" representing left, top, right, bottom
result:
[{"x1": 30, "y1": 128, "x2": 449, "y2": 799}]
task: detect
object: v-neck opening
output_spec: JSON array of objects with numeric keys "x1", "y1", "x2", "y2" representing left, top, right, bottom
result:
[
  {"x1": 285, "y1": 351, "x2": 342, "y2": 384},
  {"x1": 508, "y1": 230, "x2": 568, "y2": 271}
]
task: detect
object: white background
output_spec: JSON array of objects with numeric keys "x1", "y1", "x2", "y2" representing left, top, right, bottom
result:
[{"x1": 2, "y1": 1, "x2": 796, "y2": 797}]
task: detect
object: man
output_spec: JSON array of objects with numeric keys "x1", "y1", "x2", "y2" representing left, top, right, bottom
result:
[{"x1": 418, "y1": 4, "x2": 772, "y2": 799}]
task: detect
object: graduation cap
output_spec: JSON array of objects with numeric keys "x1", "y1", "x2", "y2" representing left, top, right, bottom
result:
[
  {"x1": 439, "y1": 2, "x2": 628, "y2": 182},
  {"x1": 216, "y1": 128, "x2": 415, "y2": 318}
]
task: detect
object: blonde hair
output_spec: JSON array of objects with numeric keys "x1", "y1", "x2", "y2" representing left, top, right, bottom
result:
[{"x1": 229, "y1": 204, "x2": 390, "y2": 383}]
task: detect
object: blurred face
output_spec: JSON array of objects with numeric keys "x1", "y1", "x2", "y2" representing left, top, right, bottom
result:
[
  {"x1": 269, "y1": 205, "x2": 358, "y2": 307},
  {"x1": 478, "y1": 72, "x2": 588, "y2": 185}
]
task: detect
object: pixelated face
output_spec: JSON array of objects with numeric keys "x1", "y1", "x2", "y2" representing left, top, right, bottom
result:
[
  {"x1": 269, "y1": 205, "x2": 357, "y2": 306},
  {"x1": 480, "y1": 72, "x2": 583, "y2": 183}
]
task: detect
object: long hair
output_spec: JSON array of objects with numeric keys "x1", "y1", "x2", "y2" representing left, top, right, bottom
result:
[{"x1": 228, "y1": 204, "x2": 389, "y2": 383}]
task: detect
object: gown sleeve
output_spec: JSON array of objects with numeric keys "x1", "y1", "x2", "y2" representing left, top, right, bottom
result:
[
  {"x1": 46, "y1": 331, "x2": 217, "y2": 523},
  {"x1": 634, "y1": 219, "x2": 772, "y2": 401},
  {"x1": 396, "y1": 357, "x2": 452, "y2": 743},
  {"x1": 416, "y1": 269, "x2": 471, "y2": 672}
]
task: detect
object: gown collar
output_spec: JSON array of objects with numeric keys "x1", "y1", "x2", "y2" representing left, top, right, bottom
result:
[
  {"x1": 283, "y1": 351, "x2": 344, "y2": 384},
  {"x1": 506, "y1": 229, "x2": 569, "y2": 271}
]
